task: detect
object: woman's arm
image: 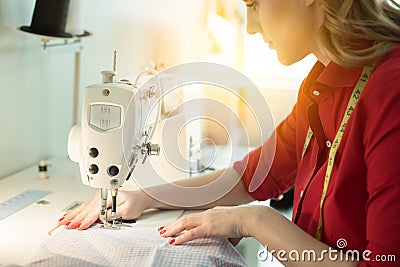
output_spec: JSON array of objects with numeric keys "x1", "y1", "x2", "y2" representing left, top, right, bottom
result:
[
  {"x1": 248, "y1": 206, "x2": 358, "y2": 267},
  {"x1": 146, "y1": 167, "x2": 254, "y2": 210},
  {"x1": 160, "y1": 205, "x2": 358, "y2": 267},
  {"x1": 59, "y1": 167, "x2": 254, "y2": 229}
]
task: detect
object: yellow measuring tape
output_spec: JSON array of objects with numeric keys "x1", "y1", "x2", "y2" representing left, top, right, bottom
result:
[{"x1": 301, "y1": 63, "x2": 375, "y2": 241}]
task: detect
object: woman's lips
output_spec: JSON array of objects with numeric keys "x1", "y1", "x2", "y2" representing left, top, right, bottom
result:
[{"x1": 263, "y1": 37, "x2": 274, "y2": 48}]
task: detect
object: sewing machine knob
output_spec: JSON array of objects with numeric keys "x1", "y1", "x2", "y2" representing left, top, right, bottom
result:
[
  {"x1": 108, "y1": 165, "x2": 119, "y2": 177},
  {"x1": 147, "y1": 143, "x2": 160, "y2": 156},
  {"x1": 89, "y1": 147, "x2": 99, "y2": 158},
  {"x1": 89, "y1": 164, "x2": 99, "y2": 174},
  {"x1": 101, "y1": 70, "x2": 116, "y2": 83}
]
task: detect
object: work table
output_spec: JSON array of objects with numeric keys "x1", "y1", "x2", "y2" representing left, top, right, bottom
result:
[
  {"x1": 0, "y1": 157, "x2": 193, "y2": 266},
  {"x1": 0, "y1": 149, "x2": 289, "y2": 266}
]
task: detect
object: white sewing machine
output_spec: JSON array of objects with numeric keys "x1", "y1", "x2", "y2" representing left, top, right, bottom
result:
[{"x1": 67, "y1": 61, "x2": 161, "y2": 229}]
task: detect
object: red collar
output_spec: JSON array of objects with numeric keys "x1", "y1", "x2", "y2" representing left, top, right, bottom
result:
[
  {"x1": 305, "y1": 44, "x2": 400, "y2": 90},
  {"x1": 301, "y1": 61, "x2": 363, "y2": 102},
  {"x1": 316, "y1": 61, "x2": 362, "y2": 88}
]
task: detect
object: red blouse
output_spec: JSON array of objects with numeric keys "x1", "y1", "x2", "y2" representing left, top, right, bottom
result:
[{"x1": 233, "y1": 46, "x2": 400, "y2": 266}]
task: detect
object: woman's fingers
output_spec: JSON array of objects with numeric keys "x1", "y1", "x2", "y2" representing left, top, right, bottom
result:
[
  {"x1": 158, "y1": 206, "x2": 254, "y2": 245},
  {"x1": 159, "y1": 214, "x2": 206, "y2": 245},
  {"x1": 58, "y1": 190, "x2": 148, "y2": 231},
  {"x1": 77, "y1": 209, "x2": 101, "y2": 230},
  {"x1": 65, "y1": 204, "x2": 90, "y2": 229},
  {"x1": 169, "y1": 227, "x2": 206, "y2": 245},
  {"x1": 58, "y1": 201, "x2": 88, "y2": 225},
  {"x1": 159, "y1": 212, "x2": 217, "y2": 245},
  {"x1": 58, "y1": 190, "x2": 102, "y2": 229},
  {"x1": 62, "y1": 202, "x2": 99, "y2": 230},
  {"x1": 161, "y1": 213, "x2": 202, "y2": 238}
]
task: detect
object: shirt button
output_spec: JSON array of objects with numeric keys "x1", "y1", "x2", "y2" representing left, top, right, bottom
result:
[
  {"x1": 300, "y1": 190, "x2": 304, "y2": 197},
  {"x1": 312, "y1": 90, "x2": 320, "y2": 96},
  {"x1": 326, "y1": 140, "x2": 332, "y2": 148}
]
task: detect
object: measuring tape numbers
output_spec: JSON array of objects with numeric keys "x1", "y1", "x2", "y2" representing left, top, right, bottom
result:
[{"x1": 301, "y1": 63, "x2": 375, "y2": 241}]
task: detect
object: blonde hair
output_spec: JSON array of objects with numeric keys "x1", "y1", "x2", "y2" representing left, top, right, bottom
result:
[{"x1": 318, "y1": 0, "x2": 400, "y2": 66}]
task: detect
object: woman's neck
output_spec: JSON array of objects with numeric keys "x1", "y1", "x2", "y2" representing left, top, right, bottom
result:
[{"x1": 314, "y1": 51, "x2": 330, "y2": 66}]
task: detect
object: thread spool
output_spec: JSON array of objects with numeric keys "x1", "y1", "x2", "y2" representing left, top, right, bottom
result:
[
  {"x1": 66, "y1": 0, "x2": 87, "y2": 36},
  {"x1": 38, "y1": 160, "x2": 49, "y2": 179},
  {"x1": 20, "y1": 0, "x2": 73, "y2": 38},
  {"x1": 20, "y1": 0, "x2": 90, "y2": 38}
]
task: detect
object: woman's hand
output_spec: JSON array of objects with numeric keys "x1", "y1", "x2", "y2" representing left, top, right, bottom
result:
[
  {"x1": 58, "y1": 190, "x2": 150, "y2": 230},
  {"x1": 158, "y1": 205, "x2": 267, "y2": 245}
]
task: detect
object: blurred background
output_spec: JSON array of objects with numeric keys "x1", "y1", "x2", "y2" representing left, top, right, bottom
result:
[
  {"x1": 0, "y1": 0, "x2": 315, "y2": 178},
  {"x1": 0, "y1": 1, "x2": 316, "y2": 265}
]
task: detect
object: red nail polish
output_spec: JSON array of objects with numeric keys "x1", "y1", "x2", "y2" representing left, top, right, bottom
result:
[
  {"x1": 169, "y1": 239, "x2": 175, "y2": 244},
  {"x1": 159, "y1": 229, "x2": 166, "y2": 235},
  {"x1": 158, "y1": 226, "x2": 165, "y2": 231},
  {"x1": 66, "y1": 222, "x2": 71, "y2": 226},
  {"x1": 58, "y1": 217, "x2": 64, "y2": 222},
  {"x1": 63, "y1": 213, "x2": 68, "y2": 217},
  {"x1": 76, "y1": 223, "x2": 81, "y2": 229}
]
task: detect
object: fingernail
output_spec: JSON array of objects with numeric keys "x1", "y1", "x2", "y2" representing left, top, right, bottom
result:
[
  {"x1": 158, "y1": 226, "x2": 165, "y2": 231},
  {"x1": 63, "y1": 213, "x2": 68, "y2": 217},
  {"x1": 66, "y1": 222, "x2": 71, "y2": 226},
  {"x1": 159, "y1": 229, "x2": 166, "y2": 235},
  {"x1": 76, "y1": 223, "x2": 81, "y2": 229},
  {"x1": 58, "y1": 217, "x2": 64, "y2": 222},
  {"x1": 169, "y1": 239, "x2": 175, "y2": 244}
]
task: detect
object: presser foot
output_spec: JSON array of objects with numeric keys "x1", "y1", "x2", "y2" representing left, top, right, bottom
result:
[
  {"x1": 101, "y1": 217, "x2": 133, "y2": 229},
  {"x1": 101, "y1": 217, "x2": 121, "y2": 230},
  {"x1": 101, "y1": 223, "x2": 121, "y2": 230}
]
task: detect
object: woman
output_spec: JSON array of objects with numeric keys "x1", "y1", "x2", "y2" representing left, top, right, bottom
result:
[{"x1": 60, "y1": 0, "x2": 400, "y2": 265}]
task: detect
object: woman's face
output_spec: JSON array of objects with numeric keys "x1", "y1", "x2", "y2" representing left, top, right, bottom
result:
[{"x1": 244, "y1": 0, "x2": 325, "y2": 65}]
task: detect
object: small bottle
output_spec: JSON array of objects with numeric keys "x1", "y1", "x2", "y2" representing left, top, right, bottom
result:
[{"x1": 38, "y1": 160, "x2": 49, "y2": 179}]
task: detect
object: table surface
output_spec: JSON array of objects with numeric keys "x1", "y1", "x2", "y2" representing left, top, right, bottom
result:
[{"x1": 0, "y1": 157, "x2": 190, "y2": 266}]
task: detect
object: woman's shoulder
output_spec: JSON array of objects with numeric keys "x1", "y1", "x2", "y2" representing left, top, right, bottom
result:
[
  {"x1": 373, "y1": 44, "x2": 400, "y2": 78},
  {"x1": 356, "y1": 45, "x2": 400, "y2": 125},
  {"x1": 363, "y1": 45, "x2": 400, "y2": 97}
]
